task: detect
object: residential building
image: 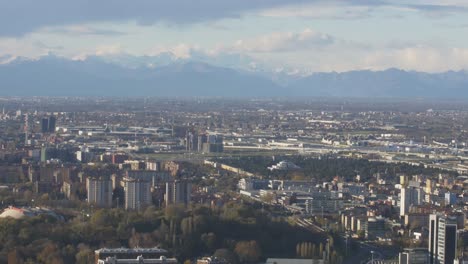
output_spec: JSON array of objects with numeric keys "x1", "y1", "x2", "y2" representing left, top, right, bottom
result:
[
  {"x1": 123, "y1": 177, "x2": 152, "y2": 210},
  {"x1": 400, "y1": 186, "x2": 423, "y2": 217},
  {"x1": 95, "y1": 248, "x2": 175, "y2": 264},
  {"x1": 87, "y1": 177, "x2": 113, "y2": 208},
  {"x1": 165, "y1": 180, "x2": 191, "y2": 206}
]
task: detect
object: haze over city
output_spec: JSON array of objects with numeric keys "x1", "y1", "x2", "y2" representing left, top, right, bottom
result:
[
  {"x1": 0, "y1": 1, "x2": 468, "y2": 264},
  {"x1": 2, "y1": 1, "x2": 468, "y2": 97}
]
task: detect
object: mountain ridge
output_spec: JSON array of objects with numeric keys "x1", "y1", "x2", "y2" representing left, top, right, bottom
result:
[{"x1": 0, "y1": 55, "x2": 467, "y2": 98}]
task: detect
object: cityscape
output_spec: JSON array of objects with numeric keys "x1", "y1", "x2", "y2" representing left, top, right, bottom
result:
[
  {"x1": 0, "y1": 97, "x2": 466, "y2": 263},
  {"x1": 2, "y1": 1, "x2": 468, "y2": 264}
]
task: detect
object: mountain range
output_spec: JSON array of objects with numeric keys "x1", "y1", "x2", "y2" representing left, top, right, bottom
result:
[{"x1": 0, "y1": 54, "x2": 467, "y2": 98}]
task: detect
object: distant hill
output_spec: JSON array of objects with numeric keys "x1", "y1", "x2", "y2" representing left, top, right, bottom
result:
[
  {"x1": 0, "y1": 55, "x2": 285, "y2": 97},
  {"x1": 289, "y1": 68, "x2": 468, "y2": 97},
  {"x1": 0, "y1": 55, "x2": 467, "y2": 97}
]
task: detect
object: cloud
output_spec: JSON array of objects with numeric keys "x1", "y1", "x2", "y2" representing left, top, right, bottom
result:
[
  {"x1": 71, "y1": 44, "x2": 123, "y2": 60},
  {"x1": 0, "y1": 37, "x2": 51, "y2": 59},
  {"x1": 0, "y1": 0, "x2": 316, "y2": 36},
  {"x1": 260, "y1": 0, "x2": 468, "y2": 20},
  {"x1": 2, "y1": 0, "x2": 467, "y2": 37},
  {"x1": 362, "y1": 46, "x2": 468, "y2": 72},
  {"x1": 260, "y1": 3, "x2": 374, "y2": 19},
  {"x1": 43, "y1": 25, "x2": 126, "y2": 36},
  {"x1": 226, "y1": 28, "x2": 335, "y2": 53},
  {"x1": 148, "y1": 44, "x2": 201, "y2": 59}
]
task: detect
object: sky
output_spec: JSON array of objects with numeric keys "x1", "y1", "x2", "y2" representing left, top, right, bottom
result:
[{"x1": 1, "y1": 0, "x2": 468, "y2": 73}]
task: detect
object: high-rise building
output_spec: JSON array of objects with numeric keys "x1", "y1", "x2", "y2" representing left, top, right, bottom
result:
[
  {"x1": 429, "y1": 214, "x2": 458, "y2": 264},
  {"x1": 186, "y1": 131, "x2": 199, "y2": 152},
  {"x1": 399, "y1": 248, "x2": 429, "y2": 264},
  {"x1": 86, "y1": 177, "x2": 113, "y2": 208},
  {"x1": 199, "y1": 134, "x2": 223, "y2": 153},
  {"x1": 126, "y1": 170, "x2": 171, "y2": 187},
  {"x1": 41, "y1": 118, "x2": 49, "y2": 133},
  {"x1": 197, "y1": 134, "x2": 207, "y2": 152},
  {"x1": 426, "y1": 179, "x2": 433, "y2": 194},
  {"x1": 41, "y1": 116, "x2": 56, "y2": 133},
  {"x1": 444, "y1": 192, "x2": 457, "y2": 206},
  {"x1": 165, "y1": 180, "x2": 191, "y2": 206},
  {"x1": 47, "y1": 116, "x2": 56, "y2": 133},
  {"x1": 400, "y1": 186, "x2": 423, "y2": 217},
  {"x1": 123, "y1": 177, "x2": 152, "y2": 210}
]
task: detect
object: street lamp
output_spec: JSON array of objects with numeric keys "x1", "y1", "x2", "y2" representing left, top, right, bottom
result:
[{"x1": 370, "y1": 250, "x2": 375, "y2": 263}]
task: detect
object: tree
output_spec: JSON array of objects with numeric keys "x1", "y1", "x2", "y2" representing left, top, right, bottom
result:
[
  {"x1": 312, "y1": 243, "x2": 317, "y2": 257},
  {"x1": 129, "y1": 232, "x2": 156, "y2": 248},
  {"x1": 234, "y1": 241, "x2": 262, "y2": 263},
  {"x1": 214, "y1": 248, "x2": 238, "y2": 264},
  {"x1": 165, "y1": 204, "x2": 186, "y2": 221},
  {"x1": 300, "y1": 242, "x2": 306, "y2": 258},
  {"x1": 37, "y1": 242, "x2": 63, "y2": 264},
  {"x1": 201, "y1": 232, "x2": 217, "y2": 252},
  {"x1": 260, "y1": 192, "x2": 275, "y2": 204},
  {"x1": 75, "y1": 244, "x2": 93, "y2": 264}
]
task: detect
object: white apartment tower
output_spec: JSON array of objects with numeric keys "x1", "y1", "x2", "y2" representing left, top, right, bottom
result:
[
  {"x1": 123, "y1": 177, "x2": 152, "y2": 210},
  {"x1": 86, "y1": 177, "x2": 113, "y2": 208},
  {"x1": 400, "y1": 186, "x2": 423, "y2": 217},
  {"x1": 165, "y1": 180, "x2": 191, "y2": 207}
]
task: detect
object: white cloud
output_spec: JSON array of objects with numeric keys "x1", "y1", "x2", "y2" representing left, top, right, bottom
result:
[
  {"x1": 72, "y1": 44, "x2": 123, "y2": 60},
  {"x1": 362, "y1": 46, "x2": 468, "y2": 72},
  {"x1": 260, "y1": 3, "x2": 373, "y2": 19},
  {"x1": 42, "y1": 25, "x2": 126, "y2": 36},
  {"x1": 0, "y1": 37, "x2": 50, "y2": 59},
  {"x1": 95, "y1": 44, "x2": 122, "y2": 56},
  {"x1": 229, "y1": 28, "x2": 334, "y2": 53},
  {"x1": 147, "y1": 43, "x2": 201, "y2": 59}
]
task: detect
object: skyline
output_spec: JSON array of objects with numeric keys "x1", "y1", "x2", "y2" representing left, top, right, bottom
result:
[{"x1": 2, "y1": 0, "x2": 468, "y2": 73}]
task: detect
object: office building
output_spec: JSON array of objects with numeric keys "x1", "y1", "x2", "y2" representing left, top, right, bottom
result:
[
  {"x1": 185, "y1": 131, "x2": 199, "y2": 152},
  {"x1": 365, "y1": 217, "x2": 386, "y2": 240},
  {"x1": 41, "y1": 116, "x2": 56, "y2": 133},
  {"x1": 445, "y1": 192, "x2": 457, "y2": 206},
  {"x1": 429, "y1": 214, "x2": 458, "y2": 264},
  {"x1": 400, "y1": 186, "x2": 423, "y2": 217},
  {"x1": 87, "y1": 177, "x2": 113, "y2": 208},
  {"x1": 41, "y1": 118, "x2": 49, "y2": 133},
  {"x1": 165, "y1": 180, "x2": 191, "y2": 206},
  {"x1": 198, "y1": 134, "x2": 223, "y2": 153},
  {"x1": 48, "y1": 116, "x2": 56, "y2": 132},
  {"x1": 123, "y1": 177, "x2": 152, "y2": 210},
  {"x1": 399, "y1": 248, "x2": 429, "y2": 264}
]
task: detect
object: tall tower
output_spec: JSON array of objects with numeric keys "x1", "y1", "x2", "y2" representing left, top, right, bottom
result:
[
  {"x1": 400, "y1": 186, "x2": 423, "y2": 217},
  {"x1": 86, "y1": 177, "x2": 113, "y2": 208},
  {"x1": 429, "y1": 214, "x2": 458, "y2": 264},
  {"x1": 24, "y1": 113, "x2": 29, "y2": 145},
  {"x1": 165, "y1": 180, "x2": 191, "y2": 207},
  {"x1": 48, "y1": 116, "x2": 56, "y2": 133},
  {"x1": 123, "y1": 177, "x2": 151, "y2": 210}
]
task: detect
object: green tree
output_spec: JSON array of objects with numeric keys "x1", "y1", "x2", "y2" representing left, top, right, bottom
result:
[
  {"x1": 234, "y1": 240, "x2": 262, "y2": 263},
  {"x1": 214, "y1": 248, "x2": 238, "y2": 264}
]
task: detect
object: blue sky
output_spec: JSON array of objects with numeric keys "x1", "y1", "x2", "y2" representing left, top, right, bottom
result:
[{"x1": 1, "y1": 0, "x2": 468, "y2": 72}]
